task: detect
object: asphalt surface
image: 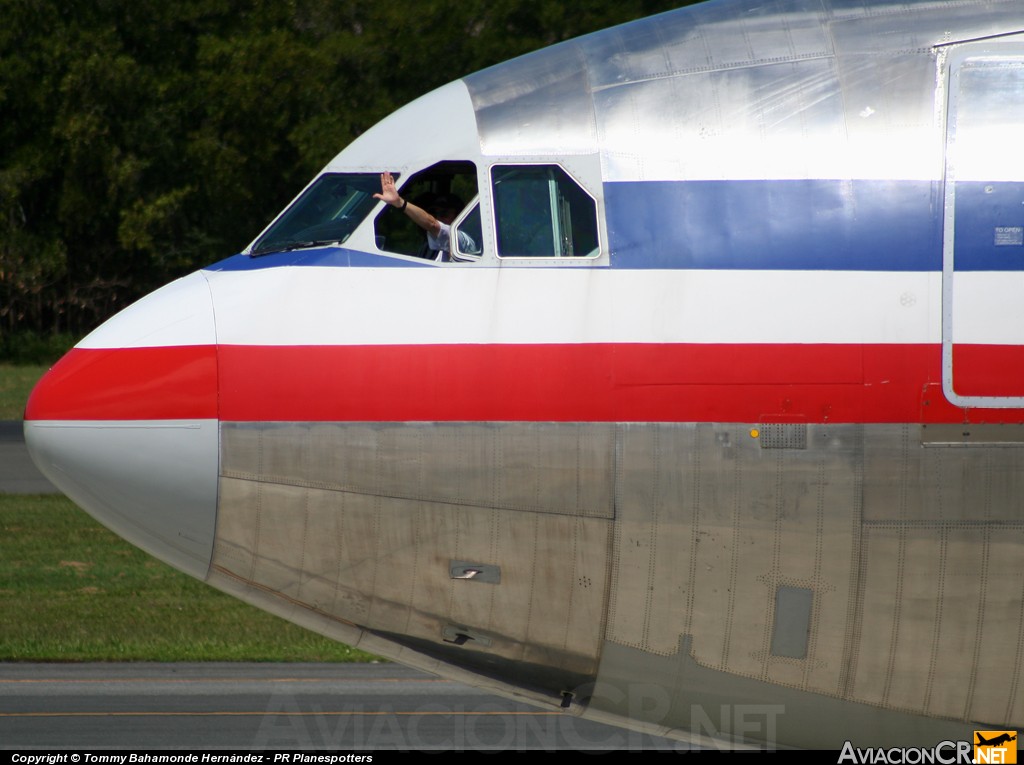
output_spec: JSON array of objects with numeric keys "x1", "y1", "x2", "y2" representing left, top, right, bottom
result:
[
  {"x1": 0, "y1": 421, "x2": 56, "y2": 494},
  {"x1": 0, "y1": 663, "x2": 684, "y2": 751}
]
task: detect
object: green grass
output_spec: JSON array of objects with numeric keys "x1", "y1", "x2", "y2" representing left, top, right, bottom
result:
[
  {"x1": 0, "y1": 494, "x2": 378, "y2": 662},
  {"x1": 0, "y1": 364, "x2": 48, "y2": 419}
]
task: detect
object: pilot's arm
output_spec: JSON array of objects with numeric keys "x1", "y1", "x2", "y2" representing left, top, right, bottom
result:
[{"x1": 374, "y1": 171, "x2": 442, "y2": 238}]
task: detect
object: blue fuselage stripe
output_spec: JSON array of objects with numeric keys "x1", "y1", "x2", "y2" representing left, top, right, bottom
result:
[
  {"x1": 207, "y1": 179, "x2": 1024, "y2": 272},
  {"x1": 604, "y1": 179, "x2": 944, "y2": 271}
]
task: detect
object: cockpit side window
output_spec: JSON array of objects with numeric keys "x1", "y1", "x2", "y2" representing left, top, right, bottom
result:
[
  {"x1": 451, "y1": 201, "x2": 483, "y2": 262},
  {"x1": 374, "y1": 161, "x2": 478, "y2": 260},
  {"x1": 491, "y1": 164, "x2": 599, "y2": 259}
]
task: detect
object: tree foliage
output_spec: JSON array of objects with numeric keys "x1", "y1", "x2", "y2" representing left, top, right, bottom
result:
[{"x1": 0, "y1": 0, "x2": 690, "y2": 341}]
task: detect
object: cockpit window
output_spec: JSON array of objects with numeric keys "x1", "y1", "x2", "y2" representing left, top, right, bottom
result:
[
  {"x1": 374, "y1": 161, "x2": 477, "y2": 260},
  {"x1": 492, "y1": 165, "x2": 599, "y2": 258},
  {"x1": 250, "y1": 173, "x2": 382, "y2": 256},
  {"x1": 452, "y1": 201, "x2": 483, "y2": 262}
]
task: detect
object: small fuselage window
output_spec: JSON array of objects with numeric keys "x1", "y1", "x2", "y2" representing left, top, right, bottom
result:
[
  {"x1": 250, "y1": 173, "x2": 382, "y2": 256},
  {"x1": 491, "y1": 165, "x2": 599, "y2": 258},
  {"x1": 452, "y1": 202, "x2": 483, "y2": 261}
]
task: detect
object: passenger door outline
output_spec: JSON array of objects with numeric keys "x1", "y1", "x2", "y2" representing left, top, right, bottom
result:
[{"x1": 942, "y1": 44, "x2": 1024, "y2": 407}]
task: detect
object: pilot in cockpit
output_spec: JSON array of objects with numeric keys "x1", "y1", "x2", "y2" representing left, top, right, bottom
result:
[{"x1": 374, "y1": 171, "x2": 475, "y2": 261}]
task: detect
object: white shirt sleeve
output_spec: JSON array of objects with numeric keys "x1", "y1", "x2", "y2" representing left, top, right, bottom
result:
[{"x1": 426, "y1": 223, "x2": 451, "y2": 258}]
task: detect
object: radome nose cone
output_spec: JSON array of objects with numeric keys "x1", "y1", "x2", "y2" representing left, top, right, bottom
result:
[
  {"x1": 24, "y1": 420, "x2": 219, "y2": 578},
  {"x1": 24, "y1": 272, "x2": 220, "y2": 580}
]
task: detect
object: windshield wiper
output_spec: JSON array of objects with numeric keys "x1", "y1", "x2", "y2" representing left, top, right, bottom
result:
[{"x1": 251, "y1": 239, "x2": 340, "y2": 257}]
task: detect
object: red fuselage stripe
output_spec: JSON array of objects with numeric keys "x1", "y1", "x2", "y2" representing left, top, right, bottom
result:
[
  {"x1": 24, "y1": 343, "x2": 1024, "y2": 423},
  {"x1": 25, "y1": 346, "x2": 219, "y2": 421}
]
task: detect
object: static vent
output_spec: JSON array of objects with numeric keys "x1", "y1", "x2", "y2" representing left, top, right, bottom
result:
[{"x1": 759, "y1": 423, "x2": 807, "y2": 450}]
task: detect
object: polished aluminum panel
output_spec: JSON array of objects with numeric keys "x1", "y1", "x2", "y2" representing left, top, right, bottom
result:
[
  {"x1": 219, "y1": 422, "x2": 614, "y2": 519},
  {"x1": 468, "y1": 42, "x2": 598, "y2": 158},
  {"x1": 465, "y1": 0, "x2": 1024, "y2": 181},
  {"x1": 213, "y1": 422, "x2": 615, "y2": 703},
  {"x1": 603, "y1": 421, "x2": 1023, "y2": 743},
  {"x1": 210, "y1": 419, "x2": 1023, "y2": 746}
]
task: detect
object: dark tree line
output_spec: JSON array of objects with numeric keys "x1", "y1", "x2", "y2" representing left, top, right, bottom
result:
[{"x1": 0, "y1": 0, "x2": 689, "y2": 348}]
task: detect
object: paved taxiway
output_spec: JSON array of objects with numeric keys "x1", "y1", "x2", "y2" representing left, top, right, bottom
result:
[
  {"x1": 0, "y1": 663, "x2": 684, "y2": 751},
  {"x1": 0, "y1": 421, "x2": 56, "y2": 494}
]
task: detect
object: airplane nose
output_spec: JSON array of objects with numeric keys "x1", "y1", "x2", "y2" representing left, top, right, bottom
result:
[{"x1": 23, "y1": 271, "x2": 219, "y2": 580}]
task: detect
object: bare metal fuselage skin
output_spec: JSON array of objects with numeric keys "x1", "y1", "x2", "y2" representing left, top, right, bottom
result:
[{"x1": 24, "y1": 0, "x2": 1024, "y2": 749}]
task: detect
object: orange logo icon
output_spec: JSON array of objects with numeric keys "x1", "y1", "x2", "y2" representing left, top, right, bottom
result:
[{"x1": 974, "y1": 731, "x2": 1018, "y2": 764}]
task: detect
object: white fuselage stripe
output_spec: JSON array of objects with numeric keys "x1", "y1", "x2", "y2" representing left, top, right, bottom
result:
[{"x1": 78, "y1": 266, "x2": 1024, "y2": 349}]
